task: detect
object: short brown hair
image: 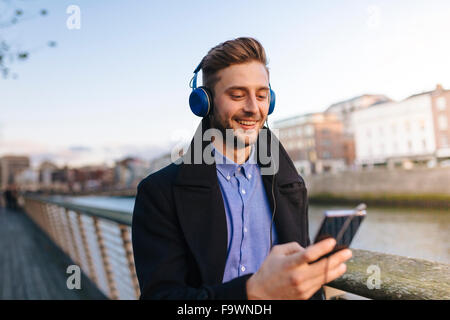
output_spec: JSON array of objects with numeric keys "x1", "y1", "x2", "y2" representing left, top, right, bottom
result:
[{"x1": 200, "y1": 37, "x2": 269, "y2": 93}]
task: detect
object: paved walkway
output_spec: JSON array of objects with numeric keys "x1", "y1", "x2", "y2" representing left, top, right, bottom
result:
[{"x1": 0, "y1": 207, "x2": 106, "y2": 299}]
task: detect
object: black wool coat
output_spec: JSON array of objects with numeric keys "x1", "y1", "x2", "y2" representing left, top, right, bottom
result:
[{"x1": 132, "y1": 118, "x2": 324, "y2": 300}]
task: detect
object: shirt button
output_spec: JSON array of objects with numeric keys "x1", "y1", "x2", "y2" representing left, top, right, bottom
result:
[
  {"x1": 248, "y1": 174, "x2": 252, "y2": 179},
  {"x1": 226, "y1": 175, "x2": 231, "y2": 180},
  {"x1": 241, "y1": 265, "x2": 246, "y2": 272},
  {"x1": 241, "y1": 189, "x2": 246, "y2": 194},
  {"x1": 244, "y1": 227, "x2": 248, "y2": 232}
]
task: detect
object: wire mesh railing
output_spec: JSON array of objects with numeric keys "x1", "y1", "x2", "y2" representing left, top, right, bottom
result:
[{"x1": 23, "y1": 195, "x2": 139, "y2": 300}]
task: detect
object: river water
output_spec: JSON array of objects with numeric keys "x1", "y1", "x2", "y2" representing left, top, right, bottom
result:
[{"x1": 67, "y1": 196, "x2": 450, "y2": 264}]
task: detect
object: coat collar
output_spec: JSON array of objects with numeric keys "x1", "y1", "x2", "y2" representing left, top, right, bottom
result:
[{"x1": 174, "y1": 117, "x2": 300, "y2": 188}]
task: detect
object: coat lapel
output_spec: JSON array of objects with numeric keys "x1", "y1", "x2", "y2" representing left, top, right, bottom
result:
[
  {"x1": 260, "y1": 168, "x2": 308, "y2": 247},
  {"x1": 172, "y1": 118, "x2": 309, "y2": 285},
  {"x1": 173, "y1": 118, "x2": 228, "y2": 285},
  {"x1": 173, "y1": 163, "x2": 228, "y2": 285}
]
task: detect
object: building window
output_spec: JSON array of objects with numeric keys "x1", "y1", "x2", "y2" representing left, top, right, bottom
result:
[
  {"x1": 405, "y1": 121, "x2": 411, "y2": 132},
  {"x1": 379, "y1": 144, "x2": 385, "y2": 155},
  {"x1": 436, "y1": 97, "x2": 447, "y2": 111},
  {"x1": 407, "y1": 140, "x2": 413, "y2": 152},
  {"x1": 305, "y1": 125, "x2": 314, "y2": 137},
  {"x1": 422, "y1": 140, "x2": 427, "y2": 151},
  {"x1": 419, "y1": 119, "x2": 426, "y2": 131},
  {"x1": 296, "y1": 127, "x2": 302, "y2": 136},
  {"x1": 438, "y1": 115, "x2": 448, "y2": 130},
  {"x1": 441, "y1": 135, "x2": 449, "y2": 148},
  {"x1": 393, "y1": 142, "x2": 398, "y2": 152},
  {"x1": 322, "y1": 151, "x2": 331, "y2": 159},
  {"x1": 289, "y1": 141, "x2": 295, "y2": 150}
]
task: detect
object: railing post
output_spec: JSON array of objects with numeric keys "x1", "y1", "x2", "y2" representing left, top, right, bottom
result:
[
  {"x1": 48, "y1": 204, "x2": 63, "y2": 249},
  {"x1": 119, "y1": 225, "x2": 140, "y2": 299},
  {"x1": 41, "y1": 202, "x2": 57, "y2": 243},
  {"x1": 76, "y1": 212, "x2": 99, "y2": 287},
  {"x1": 50, "y1": 205, "x2": 71, "y2": 256},
  {"x1": 65, "y1": 209, "x2": 81, "y2": 266},
  {"x1": 93, "y1": 217, "x2": 119, "y2": 300},
  {"x1": 33, "y1": 200, "x2": 45, "y2": 231}
]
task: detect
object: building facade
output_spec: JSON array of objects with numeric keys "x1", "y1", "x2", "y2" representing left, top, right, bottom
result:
[
  {"x1": 352, "y1": 85, "x2": 450, "y2": 168},
  {"x1": 114, "y1": 157, "x2": 150, "y2": 189},
  {"x1": 431, "y1": 85, "x2": 450, "y2": 158},
  {"x1": 325, "y1": 94, "x2": 392, "y2": 135},
  {"x1": 0, "y1": 155, "x2": 30, "y2": 190},
  {"x1": 273, "y1": 113, "x2": 347, "y2": 175}
]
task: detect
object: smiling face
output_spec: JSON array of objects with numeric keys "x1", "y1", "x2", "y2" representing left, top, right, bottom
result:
[{"x1": 209, "y1": 60, "x2": 270, "y2": 148}]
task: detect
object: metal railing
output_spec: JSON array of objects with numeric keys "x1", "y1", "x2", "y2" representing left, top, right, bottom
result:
[
  {"x1": 23, "y1": 195, "x2": 450, "y2": 300},
  {"x1": 23, "y1": 195, "x2": 139, "y2": 300}
]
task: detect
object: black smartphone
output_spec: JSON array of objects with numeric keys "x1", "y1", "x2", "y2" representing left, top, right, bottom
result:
[{"x1": 312, "y1": 203, "x2": 367, "y2": 261}]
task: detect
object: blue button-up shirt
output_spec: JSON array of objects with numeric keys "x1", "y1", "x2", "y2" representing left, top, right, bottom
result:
[{"x1": 213, "y1": 144, "x2": 278, "y2": 283}]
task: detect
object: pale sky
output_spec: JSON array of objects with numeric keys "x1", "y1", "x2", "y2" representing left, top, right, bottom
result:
[{"x1": 1, "y1": 0, "x2": 450, "y2": 166}]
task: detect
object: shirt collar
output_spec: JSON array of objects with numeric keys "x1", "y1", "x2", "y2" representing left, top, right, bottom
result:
[{"x1": 213, "y1": 144, "x2": 257, "y2": 181}]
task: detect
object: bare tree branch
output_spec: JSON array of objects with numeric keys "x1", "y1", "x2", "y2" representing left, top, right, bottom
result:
[{"x1": 0, "y1": 0, "x2": 56, "y2": 79}]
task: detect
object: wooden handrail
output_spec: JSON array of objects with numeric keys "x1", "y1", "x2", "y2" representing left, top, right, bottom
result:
[
  {"x1": 328, "y1": 249, "x2": 450, "y2": 300},
  {"x1": 25, "y1": 194, "x2": 132, "y2": 225}
]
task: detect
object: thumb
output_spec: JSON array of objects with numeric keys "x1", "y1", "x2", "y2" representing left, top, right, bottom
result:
[{"x1": 285, "y1": 238, "x2": 337, "y2": 269}]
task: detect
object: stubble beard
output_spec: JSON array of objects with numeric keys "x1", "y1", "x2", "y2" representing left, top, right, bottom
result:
[{"x1": 209, "y1": 113, "x2": 263, "y2": 150}]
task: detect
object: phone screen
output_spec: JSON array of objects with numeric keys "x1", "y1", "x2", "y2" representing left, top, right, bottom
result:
[{"x1": 312, "y1": 205, "x2": 366, "y2": 260}]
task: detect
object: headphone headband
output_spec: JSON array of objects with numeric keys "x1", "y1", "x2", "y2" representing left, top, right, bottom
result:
[
  {"x1": 193, "y1": 61, "x2": 203, "y2": 74},
  {"x1": 191, "y1": 61, "x2": 203, "y2": 89}
]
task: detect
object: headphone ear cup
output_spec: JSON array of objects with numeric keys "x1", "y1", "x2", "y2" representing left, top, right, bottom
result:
[
  {"x1": 268, "y1": 88, "x2": 276, "y2": 115},
  {"x1": 189, "y1": 86, "x2": 212, "y2": 117}
]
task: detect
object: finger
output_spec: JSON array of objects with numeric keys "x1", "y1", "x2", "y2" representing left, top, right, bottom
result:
[
  {"x1": 298, "y1": 284, "x2": 324, "y2": 300},
  {"x1": 309, "y1": 262, "x2": 348, "y2": 289},
  {"x1": 296, "y1": 263, "x2": 347, "y2": 299},
  {"x1": 272, "y1": 241, "x2": 304, "y2": 256},
  {"x1": 289, "y1": 274, "x2": 323, "y2": 300},
  {"x1": 323, "y1": 262, "x2": 347, "y2": 284},
  {"x1": 288, "y1": 252, "x2": 345, "y2": 292},
  {"x1": 305, "y1": 249, "x2": 352, "y2": 280},
  {"x1": 286, "y1": 238, "x2": 336, "y2": 268}
]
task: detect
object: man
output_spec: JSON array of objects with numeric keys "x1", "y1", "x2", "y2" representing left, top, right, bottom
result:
[{"x1": 132, "y1": 37, "x2": 352, "y2": 300}]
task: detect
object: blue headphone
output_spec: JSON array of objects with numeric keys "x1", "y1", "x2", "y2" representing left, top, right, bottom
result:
[{"x1": 189, "y1": 62, "x2": 276, "y2": 117}]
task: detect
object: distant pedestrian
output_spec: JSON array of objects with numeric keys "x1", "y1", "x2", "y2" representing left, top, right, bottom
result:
[
  {"x1": 4, "y1": 187, "x2": 12, "y2": 209},
  {"x1": 4, "y1": 185, "x2": 19, "y2": 210}
]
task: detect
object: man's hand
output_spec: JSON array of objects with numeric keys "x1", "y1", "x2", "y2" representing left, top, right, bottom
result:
[{"x1": 246, "y1": 239, "x2": 352, "y2": 300}]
